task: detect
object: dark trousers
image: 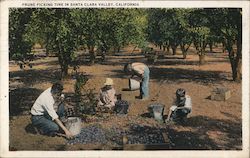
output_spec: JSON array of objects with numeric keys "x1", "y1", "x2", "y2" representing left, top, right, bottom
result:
[
  {"x1": 171, "y1": 108, "x2": 191, "y2": 121},
  {"x1": 31, "y1": 103, "x2": 65, "y2": 135}
]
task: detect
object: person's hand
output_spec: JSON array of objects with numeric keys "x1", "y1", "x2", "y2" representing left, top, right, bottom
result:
[
  {"x1": 141, "y1": 73, "x2": 144, "y2": 78},
  {"x1": 59, "y1": 94, "x2": 65, "y2": 102},
  {"x1": 65, "y1": 130, "x2": 74, "y2": 139}
]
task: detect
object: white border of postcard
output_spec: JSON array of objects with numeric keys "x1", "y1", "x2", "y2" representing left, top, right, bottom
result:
[{"x1": 1, "y1": 0, "x2": 249, "y2": 158}]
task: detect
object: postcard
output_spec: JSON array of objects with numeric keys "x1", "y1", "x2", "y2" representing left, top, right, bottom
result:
[{"x1": 0, "y1": 0, "x2": 249, "y2": 158}]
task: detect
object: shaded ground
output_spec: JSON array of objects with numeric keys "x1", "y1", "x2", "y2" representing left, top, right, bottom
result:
[{"x1": 8, "y1": 47, "x2": 242, "y2": 150}]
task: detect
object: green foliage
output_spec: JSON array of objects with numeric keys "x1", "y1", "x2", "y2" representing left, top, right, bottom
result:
[
  {"x1": 147, "y1": 9, "x2": 194, "y2": 55},
  {"x1": 147, "y1": 8, "x2": 165, "y2": 47},
  {"x1": 67, "y1": 8, "x2": 147, "y2": 63},
  {"x1": 85, "y1": 89, "x2": 98, "y2": 105},
  {"x1": 188, "y1": 9, "x2": 211, "y2": 56},
  {"x1": 25, "y1": 9, "x2": 80, "y2": 76},
  {"x1": 205, "y1": 8, "x2": 241, "y2": 51},
  {"x1": 10, "y1": 8, "x2": 242, "y2": 81},
  {"x1": 74, "y1": 73, "x2": 88, "y2": 97},
  {"x1": 10, "y1": 8, "x2": 149, "y2": 66},
  {"x1": 205, "y1": 8, "x2": 242, "y2": 81},
  {"x1": 24, "y1": 9, "x2": 55, "y2": 51},
  {"x1": 74, "y1": 73, "x2": 97, "y2": 115},
  {"x1": 98, "y1": 8, "x2": 147, "y2": 52},
  {"x1": 9, "y1": 8, "x2": 33, "y2": 60}
]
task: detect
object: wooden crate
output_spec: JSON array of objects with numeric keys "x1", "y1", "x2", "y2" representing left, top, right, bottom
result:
[{"x1": 211, "y1": 87, "x2": 231, "y2": 101}]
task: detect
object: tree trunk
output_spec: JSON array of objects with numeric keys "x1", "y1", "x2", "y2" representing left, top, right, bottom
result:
[
  {"x1": 199, "y1": 46, "x2": 206, "y2": 65},
  {"x1": 233, "y1": 13, "x2": 242, "y2": 82},
  {"x1": 194, "y1": 42, "x2": 199, "y2": 51},
  {"x1": 232, "y1": 59, "x2": 241, "y2": 81},
  {"x1": 228, "y1": 49, "x2": 241, "y2": 81},
  {"x1": 165, "y1": 41, "x2": 170, "y2": 54},
  {"x1": 226, "y1": 18, "x2": 241, "y2": 82},
  {"x1": 222, "y1": 42, "x2": 226, "y2": 53},
  {"x1": 45, "y1": 34, "x2": 50, "y2": 57},
  {"x1": 57, "y1": 40, "x2": 69, "y2": 78},
  {"x1": 131, "y1": 46, "x2": 137, "y2": 54},
  {"x1": 180, "y1": 43, "x2": 190, "y2": 59},
  {"x1": 167, "y1": 45, "x2": 170, "y2": 54},
  {"x1": 101, "y1": 52, "x2": 105, "y2": 61},
  {"x1": 45, "y1": 45, "x2": 49, "y2": 57},
  {"x1": 229, "y1": 54, "x2": 241, "y2": 81},
  {"x1": 183, "y1": 51, "x2": 187, "y2": 59},
  {"x1": 89, "y1": 46, "x2": 96, "y2": 64},
  {"x1": 209, "y1": 42, "x2": 213, "y2": 53},
  {"x1": 199, "y1": 53, "x2": 206, "y2": 65},
  {"x1": 197, "y1": 40, "x2": 207, "y2": 65},
  {"x1": 237, "y1": 59, "x2": 242, "y2": 80},
  {"x1": 180, "y1": 45, "x2": 186, "y2": 59},
  {"x1": 58, "y1": 53, "x2": 69, "y2": 78},
  {"x1": 171, "y1": 46, "x2": 177, "y2": 55},
  {"x1": 61, "y1": 63, "x2": 68, "y2": 78}
]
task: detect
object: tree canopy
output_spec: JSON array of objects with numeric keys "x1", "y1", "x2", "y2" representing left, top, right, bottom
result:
[{"x1": 9, "y1": 8, "x2": 242, "y2": 81}]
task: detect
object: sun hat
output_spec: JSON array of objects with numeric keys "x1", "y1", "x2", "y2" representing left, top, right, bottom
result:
[{"x1": 104, "y1": 78, "x2": 114, "y2": 86}]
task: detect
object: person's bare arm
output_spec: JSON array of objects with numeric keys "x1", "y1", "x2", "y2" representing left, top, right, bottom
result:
[
  {"x1": 133, "y1": 70, "x2": 143, "y2": 78},
  {"x1": 166, "y1": 110, "x2": 173, "y2": 122},
  {"x1": 176, "y1": 106, "x2": 185, "y2": 110},
  {"x1": 54, "y1": 118, "x2": 73, "y2": 139}
]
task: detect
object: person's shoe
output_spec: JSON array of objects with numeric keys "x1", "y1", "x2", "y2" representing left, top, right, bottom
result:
[
  {"x1": 33, "y1": 126, "x2": 40, "y2": 134},
  {"x1": 47, "y1": 132, "x2": 57, "y2": 137}
]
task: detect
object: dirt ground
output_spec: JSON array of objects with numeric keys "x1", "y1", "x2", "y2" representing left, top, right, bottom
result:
[{"x1": 9, "y1": 46, "x2": 242, "y2": 150}]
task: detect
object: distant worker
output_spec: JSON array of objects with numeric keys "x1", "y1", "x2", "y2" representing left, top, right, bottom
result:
[
  {"x1": 98, "y1": 78, "x2": 117, "y2": 110},
  {"x1": 124, "y1": 62, "x2": 150, "y2": 100},
  {"x1": 166, "y1": 88, "x2": 192, "y2": 123},
  {"x1": 30, "y1": 82, "x2": 73, "y2": 139}
]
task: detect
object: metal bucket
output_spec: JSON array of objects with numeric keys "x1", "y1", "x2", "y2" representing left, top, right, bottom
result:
[
  {"x1": 65, "y1": 117, "x2": 82, "y2": 136},
  {"x1": 148, "y1": 104, "x2": 165, "y2": 122},
  {"x1": 129, "y1": 78, "x2": 140, "y2": 91}
]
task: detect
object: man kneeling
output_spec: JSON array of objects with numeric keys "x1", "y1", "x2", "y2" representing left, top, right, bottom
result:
[
  {"x1": 30, "y1": 82, "x2": 73, "y2": 139},
  {"x1": 166, "y1": 88, "x2": 192, "y2": 123}
]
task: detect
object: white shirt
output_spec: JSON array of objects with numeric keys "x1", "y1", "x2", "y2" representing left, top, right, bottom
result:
[
  {"x1": 170, "y1": 95, "x2": 192, "y2": 111},
  {"x1": 31, "y1": 87, "x2": 58, "y2": 120},
  {"x1": 98, "y1": 87, "x2": 117, "y2": 108}
]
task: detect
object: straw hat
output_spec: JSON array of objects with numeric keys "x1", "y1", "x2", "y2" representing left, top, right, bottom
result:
[{"x1": 104, "y1": 78, "x2": 114, "y2": 85}]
